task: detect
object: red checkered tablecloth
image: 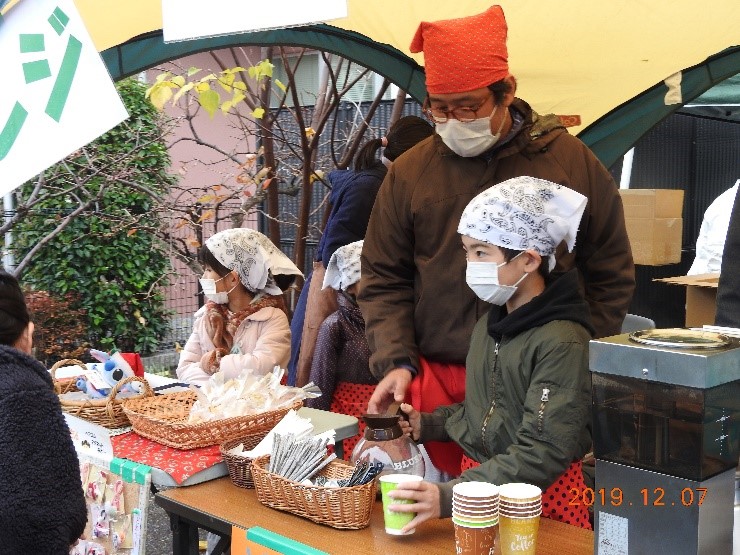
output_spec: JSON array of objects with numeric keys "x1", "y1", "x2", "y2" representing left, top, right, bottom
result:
[{"x1": 110, "y1": 431, "x2": 223, "y2": 485}]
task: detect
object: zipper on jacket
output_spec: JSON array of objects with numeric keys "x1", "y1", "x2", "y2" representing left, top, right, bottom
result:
[
  {"x1": 537, "y1": 387, "x2": 550, "y2": 433},
  {"x1": 480, "y1": 341, "x2": 500, "y2": 458}
]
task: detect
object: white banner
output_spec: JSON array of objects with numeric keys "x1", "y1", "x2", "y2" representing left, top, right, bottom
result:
[
  {"x1": 162, "y1": 0, "x2": 348, "y2": 43},
  {"x1": 0, "y1": 0, "x2": 128, "y2": 196}
]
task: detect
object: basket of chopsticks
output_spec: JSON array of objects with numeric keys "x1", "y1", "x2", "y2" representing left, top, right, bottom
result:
[
  {"x1": 251, "y1": 453, "x2": 378, "y2": 530},
  {"x1": 220, "y1": 433, "x2": 270, "y2": 489}
]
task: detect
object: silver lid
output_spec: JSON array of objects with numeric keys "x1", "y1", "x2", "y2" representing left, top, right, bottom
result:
[
  {"x1": 590, "y1": 330, "x2": 740, "y2": 387},
  {"x1": 629, "y1": 328, "x2": 731, "y2": 349}
]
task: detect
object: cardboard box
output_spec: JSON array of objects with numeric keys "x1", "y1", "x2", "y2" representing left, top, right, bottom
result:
[
  {"x1": 619, "y1": 189, "x2": 684, "y2": 219},
  {"x1": 624, "y1": 217, "x2": 683, "y2": 265},
  {"x1": 655, "y1": 273, "x2": 719, "y2": 327},
  {"x1": 619, "y1": 189, "x2": 684, "y2": 265}
]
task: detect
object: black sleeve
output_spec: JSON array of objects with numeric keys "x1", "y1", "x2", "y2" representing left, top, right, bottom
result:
[
  {"x1": 0, "y1": 389, "x2": 87, "y2": 552},
  {"x1": 716, "y1": 187, "x2": 740, "y2": 327},
  {"x1": 321, "y1": 177, "x2": 383, "y2": 267}
]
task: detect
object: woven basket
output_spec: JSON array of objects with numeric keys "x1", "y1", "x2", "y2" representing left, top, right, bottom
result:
[
  {"x1": 50, "y1": 358, "x2": 86, "y2": 395},
  {"x1": 251, "y1": 454, "x2": 377, "y2": 529},
  {"x1": 51, "y1": 359, "x2": 154, "y2": 429},
  {"x1": 122, "y1": 392, "x2": 303, "y2": 450},
  {"x1": 220, "y1": 432, "x2": 269, "y2": 489}
]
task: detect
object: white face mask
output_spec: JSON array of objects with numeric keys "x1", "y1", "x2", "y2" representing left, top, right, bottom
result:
[
  {"x1": 436, "y1": 105, "x2": 507, "y2": 157},
  {"x1": 199, "y1": 273, "x2": 237, "y2": 304},
  {"x1": 465, "y1": 256, "x2": 527, "y2": 306}
]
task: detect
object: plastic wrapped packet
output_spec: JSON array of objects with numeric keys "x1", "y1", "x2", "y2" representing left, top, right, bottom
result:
[{"x1": 187, "y1": 366, "x2": 321, "y2": 423}]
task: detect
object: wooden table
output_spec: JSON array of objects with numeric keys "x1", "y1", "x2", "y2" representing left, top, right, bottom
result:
[{"x1": 155, "y1": 477, "x2": 594, "y2": 555}]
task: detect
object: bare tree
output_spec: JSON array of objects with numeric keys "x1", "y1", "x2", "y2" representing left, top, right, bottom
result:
[{"x1": 147, "y1": 46, "x2": 406, "y2": 283}]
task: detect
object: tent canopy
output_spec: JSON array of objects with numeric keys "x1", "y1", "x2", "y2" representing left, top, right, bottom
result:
[{"x1": 74, "y1": 0, "x2": 740, "y2": 167}]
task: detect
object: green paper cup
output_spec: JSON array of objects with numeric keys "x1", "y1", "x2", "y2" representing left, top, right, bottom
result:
[
  {"x1": 379, "y1": 474, "x2": 423, "y2": 535},
  {"x1": 452, "y1": 516, "x2": 499, "y2": 528}
]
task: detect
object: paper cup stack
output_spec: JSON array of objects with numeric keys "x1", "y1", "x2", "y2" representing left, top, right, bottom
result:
[
  {"x1": 452, "y1": 482, "x2": 499, "y2": 555},
  {"x1": 498, "y1": 483, "x2": 542, "y2": 555}
]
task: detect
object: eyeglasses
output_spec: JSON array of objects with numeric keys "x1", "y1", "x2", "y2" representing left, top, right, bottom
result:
[{"x1": 423, "y1": 94, "x2": 493, "y2": 124}]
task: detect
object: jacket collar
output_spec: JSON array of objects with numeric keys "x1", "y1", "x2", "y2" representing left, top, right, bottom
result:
[
  {"x1": 486, "y1": 269, "x2": 594, "y2": 341},
  {"x1": 431, "y1": 97, "x2": 566, "y2": 160}
]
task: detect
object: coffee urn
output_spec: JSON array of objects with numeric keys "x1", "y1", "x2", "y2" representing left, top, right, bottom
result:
[{"x1": 590, "y1": 329, "x2": 740, "y2": 554}]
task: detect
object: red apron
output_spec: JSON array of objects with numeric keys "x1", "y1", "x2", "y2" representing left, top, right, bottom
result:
[
  {"x1": 408, "y1": 357, "x2": 466, "y2": 476},
  {"x1": 460, "y1": 455, "x2": 592, "y2": 530},
  {"x1": 329, "y1": 382, "x2": 377, "y2": 460}
]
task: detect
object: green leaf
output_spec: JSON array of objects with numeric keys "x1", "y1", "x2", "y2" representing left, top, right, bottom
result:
[
  {"x1": 252, "y1": 107, "x2": 265, "y2": 119},
  {"x1": 231, "y1": 92, "x2": 246, "y2": 106},
  {"x1": 253, "y1": 59, "x2": 274, "y2": 81},
  {"x1": 149, "y1": 84, "x2": 173, "y2": 110},
  {"x1": 173, "y1": 82, "x2": 195, "y2": 104},
  {"x1": 154, "y1": 72, "x2": 172, "y2": 84},
  {"x1": 274, "y1": 79, "x2": 287, "y2": 92},
  {"x1": 199, "y1": 89, "x2": 220, "y2": 118}
]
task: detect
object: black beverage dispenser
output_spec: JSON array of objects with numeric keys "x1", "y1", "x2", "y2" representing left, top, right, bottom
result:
[{"x1": 590, "y1": 329, "x2": 740, "y2": 554}]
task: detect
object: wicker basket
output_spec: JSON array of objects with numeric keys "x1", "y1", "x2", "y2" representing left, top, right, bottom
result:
[
  {"x1": 250, "y1": 454, "x2": 377, "y2": 529},
  {"x1": 52, "y1": 359, "x2": 154, "y2": 429},
  {"x1": 220, "y1": 432, "x2": 269, "y2": 488},
  {"x1": 50, "y1": 358, "x2": 86, "y2": 395},
  {"x1": 122, "y1": 392, "x2": 303, "y2": 450}
]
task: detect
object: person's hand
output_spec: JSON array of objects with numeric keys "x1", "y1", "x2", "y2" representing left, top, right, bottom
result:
[
  {"x1": 367, "y1": 368, "x2": 412, "y2": 414},
  {"x1": 388, "y1": 480, "x2": 441, "y2": 533},
  {"x1": 398, "y1": 403, "x2": 421, "y2": 441}
]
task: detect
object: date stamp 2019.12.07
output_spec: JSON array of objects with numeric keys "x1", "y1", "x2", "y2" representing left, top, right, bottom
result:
[{"x1": 567, "y1": 486, "x2": 707, "y2": 508}]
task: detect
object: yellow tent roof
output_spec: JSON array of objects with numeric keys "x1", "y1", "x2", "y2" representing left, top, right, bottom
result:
[
  {"x1": 1, "y1": 0, "x2": 717, "y2": 165},
  {"x1": 74, "y1": 1, "x2": 739, "y2": 129}
]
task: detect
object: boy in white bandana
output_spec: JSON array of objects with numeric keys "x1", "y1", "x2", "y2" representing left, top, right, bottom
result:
[{"x1": 389, "y1": 176, "x2": 594, "y2": 530}]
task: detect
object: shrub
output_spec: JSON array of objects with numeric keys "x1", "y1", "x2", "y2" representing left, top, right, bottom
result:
[
  {"x1": 12, "y1": 78, "x2": 176, "y2": 355},
  {"x1": 24, "y1": 289, "x2": 89, "y2": 367}
]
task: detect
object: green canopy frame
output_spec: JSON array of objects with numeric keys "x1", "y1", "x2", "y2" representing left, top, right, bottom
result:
[{"x1": 101, "y1": 28, "x2": 739, "y2": 169}]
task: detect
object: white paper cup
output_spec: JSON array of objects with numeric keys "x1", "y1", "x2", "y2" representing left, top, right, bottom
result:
[
  {"x1": 453, "y1": 481, "x2": 500, "y2": 499},
  {"x1": 499, "y1": 483, "x2": 542, "y2": 503}
]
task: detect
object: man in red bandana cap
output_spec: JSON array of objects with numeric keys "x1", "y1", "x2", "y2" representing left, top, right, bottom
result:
[{"x1": 358, "y1": 5, "x2": 635, "y2": 477}]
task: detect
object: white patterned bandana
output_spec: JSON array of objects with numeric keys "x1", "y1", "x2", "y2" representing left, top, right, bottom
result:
[
  {"x1": 205, "y1": 228, "x2": 302, "y2": 295},
  {"x1": 457, "y1": 176, "x2": 587, "y2": 270},
  {"x1": 323, "y1": 240, "x2": 363, "y2": 291}
]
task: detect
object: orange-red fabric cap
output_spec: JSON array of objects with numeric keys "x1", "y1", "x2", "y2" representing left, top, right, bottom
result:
[{"x1": 410, "y1": 5, "x2": 509, "y2": 94}]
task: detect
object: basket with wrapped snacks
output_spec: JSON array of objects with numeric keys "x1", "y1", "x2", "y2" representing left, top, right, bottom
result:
[{"x1": 122, "y1": 367, "x2": 317, "y2": 449}]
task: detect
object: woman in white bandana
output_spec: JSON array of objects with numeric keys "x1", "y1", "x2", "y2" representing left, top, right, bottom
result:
[
  {"x1": 388, "y1": 176, "x2": 595, "y2": 531},
  {"x1": 176, "y1": 228, "x2": 302, "y2": 386},
  {"x1": 305, "y1": 240, "x2": 375, "y2": 412}
]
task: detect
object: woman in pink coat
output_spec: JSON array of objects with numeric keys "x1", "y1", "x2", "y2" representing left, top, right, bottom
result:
[{"x1": 176, "y1": 228, "x2": 302, "y2": 385}]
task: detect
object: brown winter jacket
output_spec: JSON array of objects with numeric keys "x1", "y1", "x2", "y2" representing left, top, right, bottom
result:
[{"x1": 358, "y1": 98, "x2": 635, "y2": 379}]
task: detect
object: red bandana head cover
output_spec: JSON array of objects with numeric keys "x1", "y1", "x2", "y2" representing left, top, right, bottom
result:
[{"x1": 410, "y1": 5, "x2": 509, "y2": 94}]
